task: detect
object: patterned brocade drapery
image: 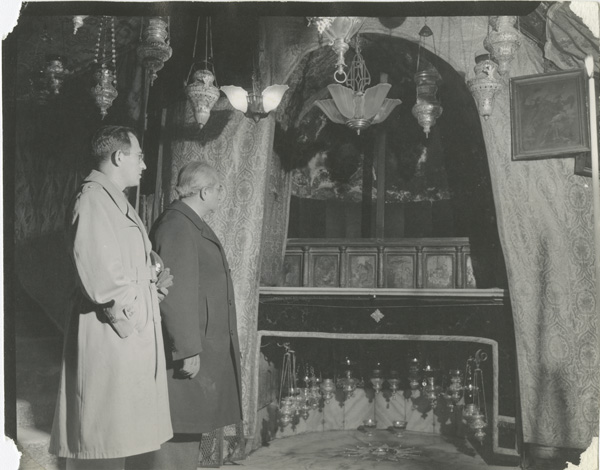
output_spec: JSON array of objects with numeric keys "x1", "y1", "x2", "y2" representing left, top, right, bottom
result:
[
  {"x1": 169, "y1": 97, "x2": 276, "y2": 439},
  {"x1": 263, "y1": 15, "x2": 598, "y2": 450}
]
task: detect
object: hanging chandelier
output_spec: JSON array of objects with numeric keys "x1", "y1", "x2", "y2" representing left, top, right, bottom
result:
[
  {"x1": 307, "y1": 17, "x2": 365, "y2": 81},
  {"x1": 314, "y1": 39, "x2": 401, "y2": 135},
  {"x1": 483, "y1": 16, "x2": 521, "y2": 76},
  {"x1": 90, "y1": 16, "x2": 118, "y2": 119},
  {"x1": 412, "y1": 21, "x2": 443, "y2": 137},
  {"x1": 137, "y1": 17, "x2": 172, "y2": 86},
  {"x1": 467, "y1": 52, "x2": 503, "y2": 120},
  {"x1": 185, "y1": 17, "x2": 220, "y2": 128}
]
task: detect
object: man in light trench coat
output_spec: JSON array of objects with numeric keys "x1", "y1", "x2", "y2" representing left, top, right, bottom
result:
[
  {"x1": 49, "y1": 126, "x2": 174, "y2": 470},
  {"x1": 138, "y1": 161, "x2": 243, "y2": 470}
]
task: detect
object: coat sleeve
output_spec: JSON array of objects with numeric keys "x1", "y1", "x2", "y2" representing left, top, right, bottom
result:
[
  {"x1": 70, "y1": 187, "x2": 141, "y2": 337},
  {"x1": 151, "y1": 214, "x2": 203, "y2": 360}
]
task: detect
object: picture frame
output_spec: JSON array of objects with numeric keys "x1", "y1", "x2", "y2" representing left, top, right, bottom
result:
[
  {"x1": 510, "y1": 68, "x2": 590, "y2": 161},
  {"x1": 574, "y1": 152, "x2": 592, "y2": 177}
]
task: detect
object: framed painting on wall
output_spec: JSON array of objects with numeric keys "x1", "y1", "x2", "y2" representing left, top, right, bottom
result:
[{"x1": 510, "y1": 69, "x2": 590, "y2": 161}]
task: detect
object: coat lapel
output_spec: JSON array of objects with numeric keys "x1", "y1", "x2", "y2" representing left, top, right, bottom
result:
[{"x1": 84, "y1": 170, "x2": 152, "y2": 257}]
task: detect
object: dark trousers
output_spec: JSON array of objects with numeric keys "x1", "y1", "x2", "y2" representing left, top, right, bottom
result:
[{"x1": 125, "y1": 434, "x2": 202, "y2": 470}]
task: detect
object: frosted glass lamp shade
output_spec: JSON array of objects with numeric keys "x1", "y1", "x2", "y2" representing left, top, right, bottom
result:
[
  {"x1": 315, "y1": 83, "x2": 401, "y2": 134},
  {"x1": 261, "y1": 84, "x2": 289, "y2": 113},
  {"x1": 220, "y1": 85, "x2": 249, "y2": 113}
]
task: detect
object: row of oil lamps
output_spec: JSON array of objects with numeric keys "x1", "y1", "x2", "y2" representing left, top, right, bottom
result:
[{"x1": 278, "y1": 352, "x2": 489, "y2": 444}]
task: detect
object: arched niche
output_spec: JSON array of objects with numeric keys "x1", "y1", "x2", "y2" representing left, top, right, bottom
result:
[{"x1": 270, "y1": 22, "x2": 507, "y2": 288}]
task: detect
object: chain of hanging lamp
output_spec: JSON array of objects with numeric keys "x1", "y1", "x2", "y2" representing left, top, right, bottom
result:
[
  {"x1": 91, "y1": 16, "x2": 118, "y2": 119},
  {"x1": 185, "y1": 16, "x2": 221, "y2": 128}
]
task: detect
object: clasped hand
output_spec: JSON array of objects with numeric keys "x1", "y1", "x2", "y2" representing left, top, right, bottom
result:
[
  {"x1": 180, "y1": 354, "x2": 200, "y2": 379},
  {"x1": 155, "y1": 267, "x2": 174, "y2": 301}
]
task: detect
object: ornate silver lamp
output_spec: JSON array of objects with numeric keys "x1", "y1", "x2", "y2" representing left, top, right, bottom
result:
[
  {"x1": 484, "y1": 16, "x2": 521, "y2": 76},
  {"x1": 185, "y1": 18, "x2": 220, "y2": 128},
  {"x1": 467, "y1": 52, "x2": 503, "y2": 120},
  {"x1": 91, "y1": 16, "x2": 118, "y2": 119},
  {"x1": 137, "y1": 17, "x2": 172, "y2": 86},
  {"x1": 412, "y1": 22, "x2": 443, "y2": 137}
]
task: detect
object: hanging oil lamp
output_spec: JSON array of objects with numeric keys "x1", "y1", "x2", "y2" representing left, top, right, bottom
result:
[
  {"x1": 43, "y1": 55, "x2": 68, "y2": 95},
  {"x1": 137, "y1": 17, "x2": 172, "y2": 86},
  {"x1": 369, "y1": 365, "x2": 384, "y2": 394},
  {"x1": 91, "y1": 16, "x2": 118, "y2": 119},
  {"x1": 412, "y1": 21, "x2": 443, "y2": 137},
  {"x1": 185, "y1": 17, "x2": 220, "y2": 128},
  {"x1": 467, "y1": 52, "x2": 503, "y2": 120},
  {"x1": 484, "y1": 16, "x2": 521, "y2": 76}
]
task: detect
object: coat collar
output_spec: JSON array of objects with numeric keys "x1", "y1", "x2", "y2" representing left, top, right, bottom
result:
[
  {"x1": 168, "y1": 200, "x2": 220, "y2": 246},
  {"x1": 84, "y1": 170, "x2": 152, "y2": 254}
]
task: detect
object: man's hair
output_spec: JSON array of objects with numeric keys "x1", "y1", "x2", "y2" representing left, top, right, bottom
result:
[
  {"x1": 175, "y1": 161, "x2": 220, "y2": 199},
  {"x1": 91, "y1": 125, "x2": 137, "y2": 164}
]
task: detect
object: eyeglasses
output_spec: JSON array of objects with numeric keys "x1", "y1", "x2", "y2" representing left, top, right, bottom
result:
[{"x1": 134, "y1": 153, "x2": 145, "y2": 162}]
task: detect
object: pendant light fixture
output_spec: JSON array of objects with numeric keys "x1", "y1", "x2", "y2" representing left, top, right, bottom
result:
[
  {"x1": 314, "y1": 36, "x2": 401, "y2": 135},
  {"x1": 91, "y1": 16, "x2": 118, "y2": 119},
  {"x1": 307, "y1": 17, "x2": 365, "y2": 81},
  {"x1": 221, "y1": 21, "x2": 288, "y2": 122},
  {"x1": 137, "y1": 17, "x2": 172, "y2": 86},
  {"x1": 185, "y1": 17, "x2": 220, "y2": 128},
  {"x1": 412, "y1": 20, "x2": 443, "y2": 137},
  {"x1": 467, "y1": 52, "x2": 503, "y2": 120},
  {"x1": 483, "y1": 16, "x2": 521, "y2": 76}
]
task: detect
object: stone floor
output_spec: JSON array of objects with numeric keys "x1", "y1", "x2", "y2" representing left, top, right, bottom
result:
[{"x1": 237, "y1": 430, "x2": 520, "y2": 470}]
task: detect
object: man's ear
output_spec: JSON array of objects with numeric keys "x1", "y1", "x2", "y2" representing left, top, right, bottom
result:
[
  {"x1": 111, "y1": 150, "x2": 123, "y2": 166},
  {"x1": 198, "y1": 187, "x2": 207, "y2": 201}
]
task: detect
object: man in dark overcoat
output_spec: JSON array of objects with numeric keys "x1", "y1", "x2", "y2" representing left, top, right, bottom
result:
[{"x1": 144, "y1": 161, "x2": 243, "y2": 470}]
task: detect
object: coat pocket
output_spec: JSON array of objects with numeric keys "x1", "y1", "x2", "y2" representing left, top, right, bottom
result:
[{"x1": 103, "y1": 301, "x2": 137, "y2": 338}]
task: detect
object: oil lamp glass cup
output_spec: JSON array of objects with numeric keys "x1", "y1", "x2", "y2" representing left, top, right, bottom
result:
[
  {"x1": 363, "y1": 418, "x2": 377, "y2": 436},
  {"x1": 462, "y1": 403, "x2": 478, "y2": 423},
  {"x1": 392, "y1": 420, "x2": 407, "y2": 437},
  {"x1": 470, "y1": 411, "x2": 487, "y2": 443},
  {"x1": 387, "y1": 377, "x2": 401, "y2": 395},
  {"x1": 370, "y1": 377, "x2": 384, "y2": 394},
  {"x1": 320, "y1": 378, "x2": 335, "y2": 403}
]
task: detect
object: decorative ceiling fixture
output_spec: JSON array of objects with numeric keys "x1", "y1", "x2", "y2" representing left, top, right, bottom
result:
[
  {"x1": 72, "y1": 15, "x2": 89, "y2": 35},
  {"x1": 91, "y1": 16, "x2": 118, "y2": 119},
  {"x1": 483, "y1": 16, "x2": 521, "y2": 76},
  {"x1": 220, "y1": 29, "x2": 288, "y2": 122},
  {"x1": 412, "y1": 20, "x2": 443, "y2": 137},
  {"x1": 185, "y1": 17, "x2": 220, "y2": 128},
  {"x1": 307, "y1": 17, "x2": 365, "y2": 81},
  {"x1": 137, "y1": 17, "x2": 172, "y2": 86},
  {"x1": 314, "y1": 37, "x2": 401, "y2": 135},
  {"x1": 467, "y1": 52, "x2": 503, "y2": 120}
]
